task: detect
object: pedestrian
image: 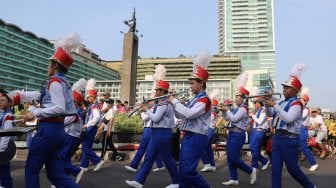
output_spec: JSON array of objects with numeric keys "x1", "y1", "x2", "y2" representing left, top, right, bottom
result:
[{"x1": 100, "y1": 98, "x2": 122, "y2": 161}]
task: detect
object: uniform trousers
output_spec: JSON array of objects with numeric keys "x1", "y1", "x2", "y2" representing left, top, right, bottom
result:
[
  {"x1": 25, "y1": 122, "x2": 78, "y2": 188},
  {"x1": 59, "y1": 134, "x2": 81, "y2": 176},
  {"x1": 179, "y1": 131, "x2": 210, "y2": 188},
  {"x1": 227, "y1": 131, "x2": 253, "y2": 180},
  {"x1": 250, "y1": 129, "x2": 268, "y2": 168},
  {"x1": 272, "y1": 135, "x2": 315, "y2": 188},
  {"x1": 201, "y1": 128, "x2": 216, "y2": 166},
  {"x1": 299, "y1": 127, "x2": 317, "y2": 166},
  {"x1": 0, "y1": 162, "x2": 12, "y2": 188},
  {"x1": 81, "y1": 125, "x2": 101, "y2": 168},
  {"x1": 135, "y1": 128, "x2": 178, "y2": 185},
  {"x1": 129, "y1": 128, "x2": 163, "y2": 169}
]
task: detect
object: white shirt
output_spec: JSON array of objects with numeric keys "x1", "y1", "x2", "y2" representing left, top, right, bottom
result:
[
  {"x1": 310, "y1": 114, "x2": 327, "y2": 132},
  {"x1": 103, "y1": 107, "x2": 116, "y2": 131}
]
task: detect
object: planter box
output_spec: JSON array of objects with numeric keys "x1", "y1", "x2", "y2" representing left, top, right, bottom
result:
[{"x1": 112, "y1": 132, "x2": 143, "y2": 143}]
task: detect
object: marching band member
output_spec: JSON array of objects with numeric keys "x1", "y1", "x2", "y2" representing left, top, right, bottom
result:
[
  {"x1": 221, "y1": 72, "x2": 257, "y2": 185},
  {"x1": 299, "y1": 88, "x2": 318, "y2": 171},
  {"x1": 59, "y1": 78, "x2": 87, "y2": 183},
  {"x1": 264, "y1": 64, "x2": 315, "y2": 188},
  {"x1": 249, "y1": 96, "x2": 270, "y2": 171},
  {"x1": 0, "y1": 91, "x2": 40, "y2": 188},
  {"x1": 200, "y1": 90, "x2": 220, "y2": 172},
  {"x1": 81, "y1": 78, "x2": 105, "y2": 172},
  {"x1": 124, "y1": 108, "x2": 164, "y2": 173},
  {"x1": 0, "y1": 93, "x2": 15, "y2": 188},
  {"x1": 126, "y1": 65, "x2": 178, "y2": 188},
  {"x1": 24, "y1": 33, "x2": 81, "y2": 188},
  {"x1": 168, "y1": 51, "x2": 212, "y2": 188}
]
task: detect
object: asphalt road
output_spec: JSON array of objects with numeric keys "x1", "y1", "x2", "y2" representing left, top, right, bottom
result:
[{"x1": 10, "y1": 149, "x2": 336, "y2": 188}]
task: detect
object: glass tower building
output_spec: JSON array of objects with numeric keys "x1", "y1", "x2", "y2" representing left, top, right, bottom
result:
[
  {"x1": 218, "y1": 0, "x2": 276, "y2": 85},
  {"x1": 0, "y1": 19, "x2": 119, "y2": 92}
]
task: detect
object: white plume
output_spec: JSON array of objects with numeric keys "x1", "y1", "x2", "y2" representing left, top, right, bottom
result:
[
  {"x1": 152, "y1": 64, "x2": 166, "y2": 92},
  {"x1": 209, "y1": 89, "x2": 220, "y2": 100},
  {"x1": 237, "y1": 71, "x2": 249, "y2": 89},
  {"x1": 300, "y1": 87, "x2": 310, "y2": 97},
  {"x1": 193, "y1": 50, "x2": 211, "y2": 73},
  {"x1": 153, "y1": 64, "x2": 166, "y2": 82},
  {"x1": 72, "y1": 78, "x2": 87, "y2": 92},
  {"x1": 290, "y1": 63, "x2": 305, "y2": 78},
  {"x1": 251, "y1": 86, "x2": 259, "y2": 96},
  {"x1": 9, "y1": 90, "x2": 40, "y2": 104},
  {"x1": 54, "y1": 33, "x2": 82, "y2": 54},
  {"x1": 85, "y1": 78, "x2": 96, "y2": 91}
]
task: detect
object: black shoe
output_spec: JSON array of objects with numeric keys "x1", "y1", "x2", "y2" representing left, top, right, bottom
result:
[{"x1": 116, "y1": 154, "x2": 123, "y2": 161}]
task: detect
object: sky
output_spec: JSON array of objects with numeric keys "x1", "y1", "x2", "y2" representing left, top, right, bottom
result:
[{"x1": 0, "y1": 0, "x2": 335, "y2": 111}]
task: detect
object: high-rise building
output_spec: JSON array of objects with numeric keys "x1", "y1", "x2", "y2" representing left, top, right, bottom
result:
[
  {"x1": 218, "y1": 0, "x2": 276, "y2": 85},
  {"x1": 0, "y1": 19, "x2": 119, "y2": 91},
  {"x1": 98, "y1": 56, "x2": 242, "y2": 103},
  {"x1": 105, "y1": 56, "x2": 242, "y2": 81}
]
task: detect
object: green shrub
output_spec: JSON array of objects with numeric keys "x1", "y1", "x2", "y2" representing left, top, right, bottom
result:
[{"x1": 114, "y1": 114, "x2": 143, "y2": 133}]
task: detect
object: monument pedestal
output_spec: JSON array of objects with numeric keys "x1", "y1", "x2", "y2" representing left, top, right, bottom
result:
[{"x1": 120, "y1": 33, "x2": 138, "y2": 105}]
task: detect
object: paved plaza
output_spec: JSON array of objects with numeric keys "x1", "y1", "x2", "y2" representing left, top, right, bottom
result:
[{"x1": 9, "y1": 149, "x2": 336, "y2": 187}]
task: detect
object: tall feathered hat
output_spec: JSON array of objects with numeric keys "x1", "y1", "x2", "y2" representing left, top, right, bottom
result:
[
  {"x1": 282, "y1": 63, "x2": 305, "y2": 91},
  {"x1": 72, "y1": 78, "x2": 87, "y2": 103},
  {"x1": 236, "y1": 71, "x2": 249, "y2": 96},
  {"x1": 7, "y1": 90, "x2": 40, "y2": 105},
  {"x1": 209, "y1": 89, "x2": 220, "y2": 106},
  {"x1": 86, "y1": 78, "x2": 97, "y2": 97},
  {"x1": 299, "y1": 87, "x2": 310, "y2": 102},
  {"x1": 251, "y1": 86, "x2": 263, "y2": 103},
  {"x1": 189, "y1": 50, "x2": 211, "y2": 82},
  {"x1": 51, "y1": 33, "x2": 82, "y2": 68},
  {"x1": 152, "y1": 64, "x2": 169, "y2": 91}
]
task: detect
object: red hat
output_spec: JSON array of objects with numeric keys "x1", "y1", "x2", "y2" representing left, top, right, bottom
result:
[
  {"x1": 211, "y1": 99, "x2": 219, "y2": 106},
  {"x1": 301, "y1": 94, "x2": 309, "y2": 102},
  {"x1": 87, "y1": 90, "x2": 97, "y2": 97},
  {"x1": 189, "y1": 66, "x2": 209, "y2": 82},
  {"x1": 223, "y1": 99, "x2": 233, "y2": 106},
  {"x1": 236, "y1": 87, "x2": 250, "y2": 96},
  {"x1": 156, "y1": 80, "x2": 169, "y2": 90},
  {"x1": 51, "y1": 47, "x2": 74, "y2": 68},
  {"x1": 73, "y1": 90, "x2": 84, "y2": 103},
  {"x1": 282, "y1": 76, "x2": 302, "y2": 91},
  {"x1": 5, "y1": 93, "x2": 21, "y2": 106}
]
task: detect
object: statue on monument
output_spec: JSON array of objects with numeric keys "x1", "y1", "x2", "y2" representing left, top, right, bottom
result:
[{"x1": 123, "y1": 8, "x2": 137, "y2": 33}]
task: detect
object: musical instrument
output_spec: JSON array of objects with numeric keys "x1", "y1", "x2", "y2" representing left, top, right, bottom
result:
[
  {"x1": 127, "y1": 91, "x2": 189, "y2": 118},
  {"x1": 127, "y1": 101, "x2": 169, "y2": 118},
  {"x1": 143, "y1": 91, "x2": 189, "y2": 104},
  {"x1": 0, "y1": 126, "x2": 37, "y2": 137},
  {"x1": 0, "y1": 140, "x2": 16, "y2": 165},
  {"x1": 246, "y1": 93, "x2": 282, "y2": 102}
]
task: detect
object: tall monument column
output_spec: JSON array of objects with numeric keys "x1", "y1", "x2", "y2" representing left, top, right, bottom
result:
[{"x1": 120, "y1": 8, "x2": 138, "y2": 105}]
